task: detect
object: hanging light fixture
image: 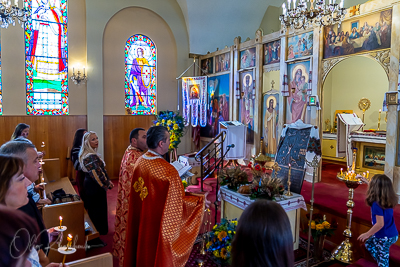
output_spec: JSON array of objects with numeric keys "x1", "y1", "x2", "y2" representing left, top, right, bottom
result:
[
  {"x1": 280, "y1": 0, "x2": 346, "y2": 30},
  {"x1": 0, "y1": 0, "x2": 30, "y2": 28}
]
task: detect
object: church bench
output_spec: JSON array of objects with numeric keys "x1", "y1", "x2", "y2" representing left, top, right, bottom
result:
[
  {"x1": 42, "y1": 201, "x2": 86, "y2": 262},
  {"x1": 67, "y1": 253, "x2": 113, "y2": 267},
  {"x1": 45, "y1": 177, "x2": 99, "y2": 241}
]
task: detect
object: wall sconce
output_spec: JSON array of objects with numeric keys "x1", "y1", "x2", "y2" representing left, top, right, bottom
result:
[{"x1": 71, "y1": 67, "x2": 87, "y2": 85}]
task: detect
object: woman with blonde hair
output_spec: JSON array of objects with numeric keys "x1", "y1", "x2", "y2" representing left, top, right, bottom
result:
[{"x1": 79, "y1": 131, "x2": 113, "y2": 241}]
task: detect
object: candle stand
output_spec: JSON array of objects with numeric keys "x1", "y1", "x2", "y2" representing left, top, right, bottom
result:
[{"x1": 331, "y1": 174, "x2": 363, "y2": 264}]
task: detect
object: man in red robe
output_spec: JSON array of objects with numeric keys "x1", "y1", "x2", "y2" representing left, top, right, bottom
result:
[
  {"x1": 124, "y1": 126, "x2": 205, "y2": 267},
  {"x1": 113, "y1": 128, "x2": 148, "y2": 266}
]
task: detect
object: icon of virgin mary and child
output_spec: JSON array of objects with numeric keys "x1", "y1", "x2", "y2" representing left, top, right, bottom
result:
[{"x1": 288, "y1": 67, "x2": 308, "y2": 123}]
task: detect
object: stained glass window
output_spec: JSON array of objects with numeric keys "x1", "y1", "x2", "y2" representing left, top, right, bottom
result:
[
  {"x1": 25, "y1": 0, "x2": 68, "y2": 115},
  {"x1": 125, "y1": 34, "x2": 156, "y2": 115}
]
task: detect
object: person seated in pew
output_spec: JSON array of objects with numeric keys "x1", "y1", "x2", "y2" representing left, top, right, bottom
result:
[
  {"x1": 231, "y1": 200, "x2": 294, "y2": 267},
  {"x1": 0, "y1": 154, "x2": 67, "y2": 267},
  {"x1": 79, "y1": 131, "x2": 113, "y2": 246},
  {"x1": 70, "y1": 128, "x2": 87, "y2": 202},
  {"x1": 0, "y1": 140, "x2": 51, "y2": 264}
]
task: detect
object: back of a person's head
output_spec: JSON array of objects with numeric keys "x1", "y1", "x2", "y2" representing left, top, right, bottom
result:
[
  {"x1": 146, "y1": 126, "x2": 168, "y2": 149},
  {"x1": 0, "y1": 140, "x2": 35, "y2": 164},
  {"x1": 366, "y1": 174, "x2": 398, "y2": 209},
  {"x1": 0, "y1": 155, "x2": 25, "y2": 204},
  {"x1": 72, "y1": 128, "x2": 87, "y2": 149},
  {"x1": 231, "y1": 200, "x2": 294, "y2": 267},
  {"x1": 0, "y1": 205, "x2": 38, "y2": 267}
]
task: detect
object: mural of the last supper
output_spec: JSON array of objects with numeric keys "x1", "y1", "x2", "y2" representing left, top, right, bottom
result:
[{"x1": 323, "y1": 9, "x2": 392, "y2": 59}]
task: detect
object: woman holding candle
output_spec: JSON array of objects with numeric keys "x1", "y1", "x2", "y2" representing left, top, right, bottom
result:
[
  {"x1": 79, "y1": 131, "x2": 114, "y2": 240},
  {"x1": 0, "y1": 154, "x2": 67, "y2": 267}
]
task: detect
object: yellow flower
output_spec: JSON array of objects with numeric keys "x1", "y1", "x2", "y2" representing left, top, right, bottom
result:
[
  {"x1": 316, "y1": 224, "x2": 324, "y2": 231},
  {"x1": 232, "y1": 220, "x2": 238, "y2": 226},
  {"x1": 213, "y1": 250, "x2": 220, "y2": 258},
  {"x1": 322, "y1": 221, "x2": 331, "y2": 229},
  {"x1": 161, "y1": 119, "x2": 165, "y2": 124},
  {"x1": 156, "y1": 122, "x2": 160, "y2": 126},
  {"x1": 173, "y1": 124, "x2": 179, "y2": 130},
  {"x1": 218, "y1": 231, "x2": 227, "y2": 241},
  {"x1": 309, "y1": 221, "x2": 316, "y2": 230},
  {"x1": 213, "y1": 224, "x2": 217, "y2": 230},
  {"x1": 206, "y1": 241, "x2": 212, "y2": 249},
  {"x1": 226, "y1": 246, "x2": 232, "y2": 252},
  {"x1": 233, "y1": 231, "x2": 236, "y2": 234},
  {"x1": 167, "y1": 120, "x2": 172, "y2": 125},
  {"x1": 220, "y1": 248, "x2": 227, "y2": 259},
  {"x1": 182, "y1": 180, "x2": 187, "y2": 186},
  {"x1": 228, "y1": 230, "x2": 232, "y2": 234}
]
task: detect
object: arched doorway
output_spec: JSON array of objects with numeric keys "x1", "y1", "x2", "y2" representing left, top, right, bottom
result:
[{"x1": 321, "y1": 55, "x2": 388, "y2": 170}]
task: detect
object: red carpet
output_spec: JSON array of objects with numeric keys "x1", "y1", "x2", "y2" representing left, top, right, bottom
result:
[{"x1": 301, "y1": 162, "x2": 400, "y2": 265}]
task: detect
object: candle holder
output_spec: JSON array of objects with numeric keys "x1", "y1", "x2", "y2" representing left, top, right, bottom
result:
[
  {"x1": 285, "y1": 164, "x2": 293, "y2": 197},
  {"x1": 331, "y1": 172, "x2": 364, "y2": 264}
]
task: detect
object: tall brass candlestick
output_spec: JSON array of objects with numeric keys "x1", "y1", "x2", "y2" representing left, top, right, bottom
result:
[
  {"x1": 378, "y1": 109, "x2": 381, "y2": 131},
  {"x1": 285, "y1": 164, "x2": 293, "y2": 196}
]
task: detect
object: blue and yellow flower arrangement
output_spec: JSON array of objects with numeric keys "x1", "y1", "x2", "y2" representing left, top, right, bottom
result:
[
  {"x1": 206, "y1": 218, "x2": 237, "y2": 264},
  {"x1": 154, "y1": 111, "x2": 186, "y2": 151}
]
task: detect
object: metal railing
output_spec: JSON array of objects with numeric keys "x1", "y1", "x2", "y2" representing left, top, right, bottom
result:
[{"x1": 195, "y1": 131, "x2": 234, "y2": 223}]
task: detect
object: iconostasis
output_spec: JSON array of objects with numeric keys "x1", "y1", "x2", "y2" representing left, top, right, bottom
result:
[{"x1": 197, "y1": 0, "x2": 400, "y2": 181}]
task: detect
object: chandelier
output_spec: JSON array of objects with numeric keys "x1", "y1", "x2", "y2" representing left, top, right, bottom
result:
[
  {"x1": 0, "y1": 0, "x2": 30, "y2": 28},
  {"x1": 280, "y1": 0, "x2": 346, "y2": 30}
]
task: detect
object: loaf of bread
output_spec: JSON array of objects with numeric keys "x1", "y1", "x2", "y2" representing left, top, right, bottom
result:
[{"x1": 238, "y1": 185, "x2": 251, "y2": 194}]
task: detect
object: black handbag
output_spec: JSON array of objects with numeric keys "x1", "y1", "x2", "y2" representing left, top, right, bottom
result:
[{"x1": 51, "y1": 188, "x2": 81, "y2": 204}]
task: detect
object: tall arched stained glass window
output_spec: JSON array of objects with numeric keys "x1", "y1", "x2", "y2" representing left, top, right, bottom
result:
[
  {"x1": 25, "y1": 0, "x2": 68, "y2": 115},
  {"x1": 125, "y1": 34, "x2": 157, "y2": 115}
]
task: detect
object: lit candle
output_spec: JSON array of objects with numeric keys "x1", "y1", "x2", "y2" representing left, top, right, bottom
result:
[
  {"x1": 367, "y1": 171, "x2": 369, "y2": 179},
  {"x1": 67, "y1": 234, "x2": 73, "y2": 250},
  {"x1": 288, "y1": 164, "x2": 291, "y2": 180},
  {"x1": 59, "y1": 216, "x2": 63, "y2": 229},
  {"x1": 379, "y1": 109, "x2": 381, "y2": 120},
  {"x1": 340, "y1": 168, "x2": 343, "y2": 176},
  {"x1": 83, "y1": 67, "x2": 85, "y2": 76}
]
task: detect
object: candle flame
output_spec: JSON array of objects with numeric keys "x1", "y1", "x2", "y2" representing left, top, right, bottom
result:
[
  {"x1": 67, "y1": 234, "x2": 73, "y2": 241},
  {"x1": 288, "y1": 164, "x2": 291, "y2": 167},
  {"x1": 59, "y1": 216, "x2": 62, "y2": 220}
]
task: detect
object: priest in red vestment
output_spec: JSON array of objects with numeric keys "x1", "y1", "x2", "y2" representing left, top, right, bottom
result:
[
  {"x1": 113, "y1": 128, "x2": 148, "y2": 267},
  {"x1": 124, "y1": 126, "x2": 205, "y2": 267}
]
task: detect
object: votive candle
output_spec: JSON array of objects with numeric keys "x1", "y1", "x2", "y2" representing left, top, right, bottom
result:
[{"x1": 59, "y1": 216, "x2": 62, "y2": 229}]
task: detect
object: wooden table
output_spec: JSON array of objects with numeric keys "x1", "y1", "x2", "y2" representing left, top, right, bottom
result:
[
  {"x1": 219, "y1": 186, "x2": 307, "y2": 250},
  {"x1": 45, "y1": 177, "x2": 99, "y2": 241}
]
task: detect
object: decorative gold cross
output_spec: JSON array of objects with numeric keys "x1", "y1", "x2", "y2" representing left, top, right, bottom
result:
[
  {"x1": 271, "y1": 80, "x2": 275, "y2": 89},
  {"x1": 133, "y1": 177, "x2": 148, "y2": 201}
]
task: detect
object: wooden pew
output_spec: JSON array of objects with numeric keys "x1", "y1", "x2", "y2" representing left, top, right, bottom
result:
[
  {"x1": 44, "y1": 177, "x2": 100, "y2": 241},
  {"x1": 42, "y1": 158, "x2": 61, "y2": 183},
  {"x1": 42, "y1": 201, "x2": 86, "y2": 262},
  {"x1": 67, "y1": 253, "x2": 113, "y2": 267}
]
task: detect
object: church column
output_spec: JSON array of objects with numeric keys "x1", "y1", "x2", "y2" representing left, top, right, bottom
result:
[
  {"x1": 86, "y1": 0, "x2": 105, "y2": 155},
  {"x1": 385, "y1": 3, "x2": 400, "y2": 195},
  {"x1": 255, "y1": 29, "x2": 263, "y2": 153}
]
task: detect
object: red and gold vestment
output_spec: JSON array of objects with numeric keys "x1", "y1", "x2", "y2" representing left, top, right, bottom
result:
[
  {"x1": 113, "y1": 145, "x2": 144, "y2": 267},
  {"x1": 123, "y1": 150, "x2": 204, "y2": 267}
]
